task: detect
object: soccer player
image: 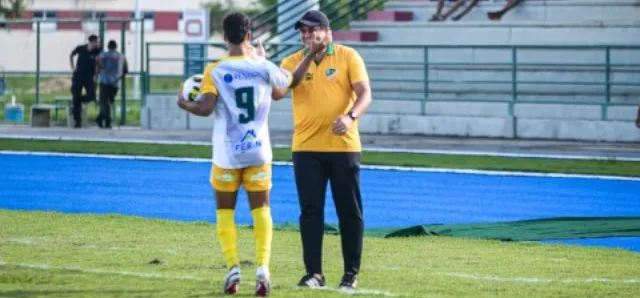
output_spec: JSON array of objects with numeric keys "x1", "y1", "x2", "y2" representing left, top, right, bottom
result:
[{"x1": 176, "y1": 12, "x2": 292, "y2": 296}]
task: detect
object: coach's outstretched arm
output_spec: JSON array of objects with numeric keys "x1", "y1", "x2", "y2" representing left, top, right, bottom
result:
[{"x1": 271, "y1": 37, "x2": 330, "y2": 100}]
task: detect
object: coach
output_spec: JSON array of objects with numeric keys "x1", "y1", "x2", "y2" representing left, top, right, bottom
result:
[{"x1": 272, "y1": 10, "x2": 372, "y2": 291}]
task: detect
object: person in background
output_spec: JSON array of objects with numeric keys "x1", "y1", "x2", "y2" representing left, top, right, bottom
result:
[
  {"x1": 95, "y1": 40, "x2": 128, "y2": 129},
  {"x1": 430, "y1": 0, "x2": 479, "y2": 22},
  {"x1": 488, "y1": 0, "x2": 526, "y2": 21},
  {"x1": 69, "y1": 34, "x2": 101, "y2": 128},
  {"x1": 635, "y1": 105, "x2": 640, "y2": 129}
]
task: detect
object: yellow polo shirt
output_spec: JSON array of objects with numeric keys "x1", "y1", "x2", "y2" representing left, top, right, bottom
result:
[{"x1": 280, "y1": 43, "x2": 369, "y2": 152}]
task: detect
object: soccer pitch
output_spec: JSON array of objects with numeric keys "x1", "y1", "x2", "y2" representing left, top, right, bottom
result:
[
  {"x1": 1, "y1": 210, "x2": 639, "y2": 298},
  {"x1": 1, "y1": 139, "x2": 639, "y2": 297}
]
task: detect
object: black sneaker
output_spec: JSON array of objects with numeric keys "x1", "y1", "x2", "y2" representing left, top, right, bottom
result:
[
  {"x1": 338, "y1": 273, "x2": 357, "y2": 292},
  {"x1": 297, "y1": 273, "x2": 326, "y2": 288}
]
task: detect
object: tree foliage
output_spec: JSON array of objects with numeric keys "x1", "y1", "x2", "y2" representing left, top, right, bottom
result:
[
  {"x1": 201, "y1": 0, "x2": 277, "y2": 36},
  {"x1": 0, "y1": 0, "x2": 27, "y2": 18}
]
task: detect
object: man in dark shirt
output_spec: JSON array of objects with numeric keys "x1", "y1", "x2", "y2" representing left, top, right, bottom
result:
[{"x1": 69, "y1": 34, "x2": 101, "y2": 128}]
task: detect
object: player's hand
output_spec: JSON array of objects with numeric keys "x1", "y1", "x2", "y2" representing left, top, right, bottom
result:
[
  {"x1": 253, "y1": 39, "x2": 267, "y2": 60},
  {"x1": 332, "y1": 115, "x2": 353, "y2": 135},
  {"x1": 309, "y1": 35, "x2": 329, "y2": 55},
  {"x1": 176, "y1": 84, "x2": 187, "y2": 109}
]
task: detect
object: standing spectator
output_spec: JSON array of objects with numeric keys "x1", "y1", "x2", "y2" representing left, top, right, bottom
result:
[
  {"x1": 635, "y1": 105, "x2": 640, "y2": 129},
  {"x1": 271, "y1": 10, "x2": 372, "y2": 291},
  {"x1": 95, "y1": 40, "x2": 128, "y2": 129},
  {"x1": 488, "y1": 0, "x2": 526, "y2": 21},
  {"x1": 69, "y1": 34, "x2": 101, "y2": 128},
  {"x1": 430, "y1": 0, "x2": 479, "y2": 22}
]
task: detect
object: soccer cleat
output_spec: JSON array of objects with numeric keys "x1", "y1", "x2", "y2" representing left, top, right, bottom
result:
[
  {"x1": 338, "y1": 273, "x2": 358, "y2": 292},
  {"x1": 297, "y1": 273, "x2": 326, "y2": 289},
  {"x1": 255, "y1": 265, "x2": 271, "y2": 296},
  {"x1": 223, "y1": 265, "x2": 241, "y2": 295}
]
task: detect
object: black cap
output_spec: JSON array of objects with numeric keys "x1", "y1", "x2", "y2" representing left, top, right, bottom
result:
[{"x1": 294, "y1": 10, "x2": 330, "y2": 30}]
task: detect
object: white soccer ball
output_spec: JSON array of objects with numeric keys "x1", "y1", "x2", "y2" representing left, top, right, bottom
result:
[{"x1": 182, "y1": 74, "x2": 203, "y2": 101}]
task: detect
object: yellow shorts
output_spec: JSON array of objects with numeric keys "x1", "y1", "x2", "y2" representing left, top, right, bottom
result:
[{"x1": 210, "y1": 163, "x2": 272, "y2": 192}]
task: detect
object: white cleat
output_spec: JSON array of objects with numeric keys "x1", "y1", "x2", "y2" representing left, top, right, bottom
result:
[
  {"x1": 255, "y1": 265, "x2": 271, "y2": 296},
  {"x1": 223, "y1": 265, "x2": 241, "y2": 295}
]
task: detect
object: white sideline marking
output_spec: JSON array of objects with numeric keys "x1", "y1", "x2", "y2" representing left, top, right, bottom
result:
[
  {"x1": 2, "y1": 133, "x2": 639, "y2": 162},
  {"x1": 442, "y1": 272, "x2": 640, "y2": 284},
  {"x1": 0, "y1": 260, "x2": 403, "y2": 297},
  {"x1": 0, "y1": 260, "x2": 205, "y2": 281},
  {"x1": 2, "y1": 150, "x2": 640, "y2": 182},
  {"x1": 1, "y1": 238, "x2": 181, "y2": 255}
]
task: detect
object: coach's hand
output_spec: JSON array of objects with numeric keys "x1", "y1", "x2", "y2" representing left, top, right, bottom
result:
[
  {"x1": 309, "y1": 36, "x2": 329, "y2": 55},
  {"x1": 332, "y1": 115, "x2": 353, "y2": 135}
]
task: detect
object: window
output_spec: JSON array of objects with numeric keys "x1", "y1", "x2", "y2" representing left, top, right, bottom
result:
[
  {"x1": 83, "y1": 11, "x2": 105, "y2": 20},
  {"x1": 82, "y1": 11, "x2": 105, "y2": 32},
  {"x1": 32, "y1": 10, "x2": 57, "y2": 31},
  {"x1": 130, "y1": 11, "x2": 154, "y2": 32}
]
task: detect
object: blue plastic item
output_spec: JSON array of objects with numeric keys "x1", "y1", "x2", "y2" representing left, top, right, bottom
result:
[
  {"x1": 4, "y1": 104, "x2": 24, "y2": 123},
  {"x1": 0, "y1": 66, "x2": 5, "y2": 96}
]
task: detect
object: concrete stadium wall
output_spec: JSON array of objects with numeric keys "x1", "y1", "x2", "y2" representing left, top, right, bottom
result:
[
  {"x1": 386, "y1": 0, "x2": 640, "y2": 22},
  {"x1": 142, "y1": 94, "x2": 640, "y2": 142},
  {"x1": 349, "y1": 21, "x2": 640, "y2": 45},
  {"x1": 28, "y1": 0, "x2": 252, "y2": 11}
]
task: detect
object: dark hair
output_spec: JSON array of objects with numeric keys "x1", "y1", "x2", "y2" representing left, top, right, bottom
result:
[
  {"x1": 223, "y1": 12, "x2": 250, "y2": 45},
  {"x1": 107, "y1": 40, "x2": 117, "y2": 50},
  {"x1": 88, "y1": 34, "x2": 98, "y2": 42}
]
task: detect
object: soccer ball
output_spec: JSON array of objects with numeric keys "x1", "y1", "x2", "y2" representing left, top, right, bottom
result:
[{"x1": 182, "y1": 74, "x2": 203, "y2": 101}]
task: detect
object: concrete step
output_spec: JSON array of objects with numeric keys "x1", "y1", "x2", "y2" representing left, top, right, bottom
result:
[
  {"x1": 333, "y1": 30, "x2": 379, "y2": 42},
  {"x1": 385, "y1": 0, "x2": 640, "y2": 22},
  {"x1": 349, "y1": 20, "x2": 640, "y2": 44},
  {"x1": 367, "y1": 11, "x2": 414, "y2": 22}
]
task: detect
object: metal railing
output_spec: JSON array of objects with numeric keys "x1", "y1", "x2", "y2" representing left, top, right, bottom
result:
[
  {"x1": 250, "y1": 0, "x2": 388, "y2": 59},
  {"x1": 144, "y1": 41, "x2": 640, "y2": 121}
]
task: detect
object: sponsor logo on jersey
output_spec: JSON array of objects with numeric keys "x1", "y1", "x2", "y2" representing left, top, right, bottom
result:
[
  {"x1": 224, "y1": 71, "x2": 262, "y2": 84},
  {"x1": 234, "y1": 129, "x2": 262, "y2": 153}
]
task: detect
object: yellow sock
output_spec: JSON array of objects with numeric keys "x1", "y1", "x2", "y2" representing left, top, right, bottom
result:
[
  {"x1": 216, "y1": 209, "x2": 238, "y2": 269},
  {"x1": 251, "y1": 207, "x2": 273, "y2": 267}
]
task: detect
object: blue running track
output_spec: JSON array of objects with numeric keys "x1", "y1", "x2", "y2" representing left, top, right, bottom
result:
[{"x1": 1, "y1": 153, "x2": 639, "y2": 252}]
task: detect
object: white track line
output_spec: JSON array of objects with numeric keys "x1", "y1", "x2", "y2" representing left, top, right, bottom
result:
[
  {"x1": 441, "y1": 272, "x2": 640, "y2": 284},
  {"x1": 0, "y1": 259, "x2": 403, "y2": 297},
  {"x1": 2, "y1": 134, "x2": 639, "y2": 161},
  {"x1": 2, "y1": 150, "x2": 640, "y2": 182}
]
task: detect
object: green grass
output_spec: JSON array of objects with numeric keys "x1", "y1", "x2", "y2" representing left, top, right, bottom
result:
[
  {"x1": 1, "y1": 210, "x2": 639, "y2": 298},
  {"x1": 1, "y1": 138, "x2": 640, "y2": 177},
  {"x1": 0, "y1": 75, "x2": 183, "y2": 126}
]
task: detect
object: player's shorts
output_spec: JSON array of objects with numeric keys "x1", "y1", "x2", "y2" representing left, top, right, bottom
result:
[{"x1": 210, "y1": 163, "x2": 272, "y2": 192}]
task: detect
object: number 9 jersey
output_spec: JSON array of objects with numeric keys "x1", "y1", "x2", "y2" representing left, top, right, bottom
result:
[{"x1": 200, "y1": 56, "x2": 292, "y2": 169}]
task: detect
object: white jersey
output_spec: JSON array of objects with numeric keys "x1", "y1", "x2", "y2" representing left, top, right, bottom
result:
[{"x1": 200, "y1": 56, "x2": 291, "y2": 169}]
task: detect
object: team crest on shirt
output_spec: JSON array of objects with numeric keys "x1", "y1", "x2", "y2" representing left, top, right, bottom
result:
[
  {"x1": 325, "y1": 68, "x2": 337, "y2": 80},
  {"x1": 234, "y1": 129, "x2": 262, "y2": 153}
]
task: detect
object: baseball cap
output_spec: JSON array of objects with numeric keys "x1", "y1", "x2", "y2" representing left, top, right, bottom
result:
[{"x1": 294, "y1": 10, "x2": 330, "y2": 30}]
